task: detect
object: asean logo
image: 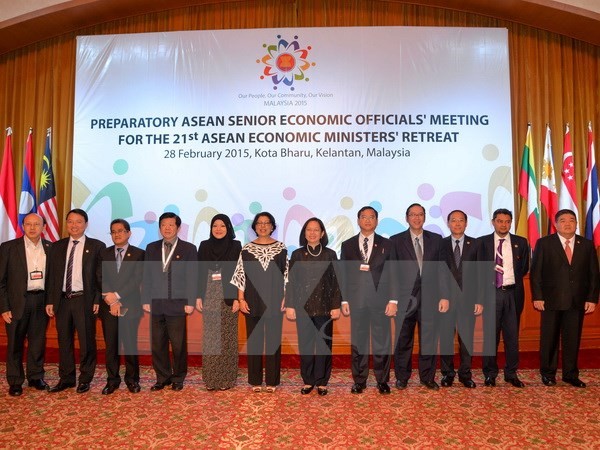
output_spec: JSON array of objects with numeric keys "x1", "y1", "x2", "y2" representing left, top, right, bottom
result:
[{"x1": 257, "y1": 34, "x2": 315, "y2": 90}]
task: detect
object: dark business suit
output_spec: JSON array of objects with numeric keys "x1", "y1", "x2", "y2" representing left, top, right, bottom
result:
[
  {"x1": 142, "y1": 238, "x2": 197, "y2": 384},
  {"x1": 340, "y1": 233, "x2": 393, "y2": 385},
  {"x1": 0, "y1": 237, "x2": 51, "y2": 387},
  {"x1": 530, "y1": 233, "x2": 599, "y2": 380},
  {"x1": 47, "y1": 236, "x2": 106, "y2": 384},
  {"x1": 478, "y1": 233, "x2": 529, "y2": 380},
  {"x1": 98, "y1": 244, "x2": 145, "y2": 386},
  {"x1": 439, "y1": 235, "x2": 479, "y2": 381},
  {"x1": 390, "y1": 229, "x2": 445, "y2": 384}
]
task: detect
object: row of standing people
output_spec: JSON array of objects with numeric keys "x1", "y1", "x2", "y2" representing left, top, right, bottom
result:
[{"x1": 1, "y1": 204, "x2": 597, "y2": 397}]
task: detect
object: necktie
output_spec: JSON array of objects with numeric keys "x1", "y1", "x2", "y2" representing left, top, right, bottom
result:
[
  {"x1": 414, "y1": 237, "x2": 423, "y2": 273},
  {"x1": 164, "y1": 242, "x2": 173, "y2": 273},
  {"x1": 495, "y1": 238, "x2": 505, "y2": 288},
  {"x1": 565, "y1": 239, "x2": 573, "y2": 264},
  {"x1": 454, "y1": 239, "x2": 461, "y2": 268},
  {"x1": 116, "y1": 248, "x2": 124, "y2": 273},
  {"x1": 362, "y1": 237, "x2": 369, "y2": 262},
  {"x1": 66, "y1": 240, "x2": 79, "y2": 293}
]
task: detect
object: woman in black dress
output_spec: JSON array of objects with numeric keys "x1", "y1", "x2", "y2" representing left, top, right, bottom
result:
[
  {"x1": 286, "y1": 217, "x2": 341, "y2": 396},
  {"x1": 196, "y1": 214, "x2": 242, "y2": 390},
  {"x1": 231, "y1": 212, "x2": 288, "y2": 393}
]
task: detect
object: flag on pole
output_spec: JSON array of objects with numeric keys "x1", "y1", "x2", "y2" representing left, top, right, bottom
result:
[
  {"x1": 540, "y1": 125, "x2": 558, "y2": 233},
  {"x1": 38, "y1": 128, "x2": 60, "y2": 241},
  {"x1": 559, "y1": 124, "x2": 580, "y2": 229},
  {"x1": 583, "y1": 122, "x2": 600, "y2": 247},
  {"x1": 18, "y1": 128, "x2": 37, "y2": 236},
  {"x1": 516, "y1": 124, "x2": 540, "y2": 250},
  {"x1": 0, "y1": 128, "x2": 18, "y2": 241}
]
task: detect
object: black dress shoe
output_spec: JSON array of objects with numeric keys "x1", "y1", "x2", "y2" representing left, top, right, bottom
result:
[
  {"x1": 459, "y1": 379, "x2": 476, "y2": 388},
  {"x1": 101, "y1": 384, "x2": 118, "y2": 395},
  {"x1": 484, "y1": 377, "x2": 496, "y2": 387},
  {"x1": 300, "y1": 385, "x2": 314, "y2": 395},
  {"x1": 171, "y1": 382, "x2": 184, "y2": 391},
  {"x1": 541, "y1": 376, "x2": 557, "y2": 386},
  {"x1": 420, "y1": 380, "x2": 440, "y2": 391},
  {"x1": 505, "y1": 377, "x2": 525, "y2": 388},
  {"x1": 440, "y1": 375, "x2": 454, "y2": 387},
  {"x1": 377, "y1": 382, "x2": 391, "y2": 394},
  {"x1": 395, "y1": 379, "x2": 408, "y2": 390},
  {"x1": 563, "y1": 378, "x2": 586, "y2": 388},
  {"x1": 350, "y1": 383, "x2": 366, "y2": 394},
  {"x1": 76, "y1": 382, "x2": 91, "y2": 394},
  {"x1": 49, "y1": 381, "x2": 76, "y2": 393},
  {"x1": 317, "y1": 387, "x2": 328, "y2": 396},
  {"x1": 8, "y1": 385, "x2": 23, "y2": 396},
  {"x1": 150, "y1": 381, "x2": 172, "y2": 391},
  {"x1": 126, "y1": 382, "x2": 141, "y2": 393},
  {"x1": 28, "y1": 379, "x2": 49, "y2": 391}
]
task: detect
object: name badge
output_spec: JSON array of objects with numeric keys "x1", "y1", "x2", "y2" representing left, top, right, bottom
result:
[
  {"x1": 359, "y1": 264, "x2": 370, "y2": 272},
  {"x1": 30, "y1": 270, "x2": 44, "y2": 280},
  {"x1": 494, "y1": 264, "x2": 504, "y2": 274},
  {"x1": 211, "y1": 272, "x2": 222, "y2": 281}
]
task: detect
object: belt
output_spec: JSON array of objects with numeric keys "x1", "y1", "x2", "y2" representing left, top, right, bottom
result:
[
  {"x1": 26, "y1": 290, "x2": 45, "y2": 294},
  {"x1": 63, "y1": 291, "x2": 84, "y2": 299},
  {"x1": 497, "y1": 284, "x2": 515, "y2": 290}
]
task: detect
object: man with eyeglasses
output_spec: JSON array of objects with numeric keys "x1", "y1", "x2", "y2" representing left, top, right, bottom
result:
[
  {"x1": 390, "y1": 203, "x2": 449, "y2": 390},
  {"x1": 97, "y1": 219, "x2": 145, "y2": 394}
]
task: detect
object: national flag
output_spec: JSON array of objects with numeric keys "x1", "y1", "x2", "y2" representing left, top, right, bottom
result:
[
  {"x1": 516, "y1": 124, "x2": 540, "y2": 250},
  {"x1": 583, "y1": 122, "x2": 600, "y2": 247},
  {"x1": 540, "y1": 125, "x2": 558, "y2": 233},
  {"x1": 17, "y1": 128, "x2": 37, "y2": 236},
  {"x1": 38, "y1": 128, "x2": 60, "y2": 241},
  {"x1": 559, "y1": 124, "x2": 580, "y2": 230},
  {"x1": 0, "y1": 128, "x2": 18, "y2": 241}
]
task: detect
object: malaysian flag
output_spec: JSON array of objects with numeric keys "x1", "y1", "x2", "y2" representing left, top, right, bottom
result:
[{"x1": 38, "y1": 128, "x2": 60, "y2": 241}]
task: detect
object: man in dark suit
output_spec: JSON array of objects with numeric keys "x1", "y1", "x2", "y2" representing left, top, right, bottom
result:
[
  {"x1": 0, "y1": 213, "x2": 52, "y2": 396},
  {"x1": 439, "y1": 210, "x2": 482, "y2": 388},
  {"x1": 390, "y1": 203, "x2": 449, "y2": 390},
  {"x1": 530, "y1": 209, "x2": 599, "y2": 388},
  {"x1": 97, "y1": 218, "x2": 145, "y2": 394},
  {"x1": 478, "y1": 208, "x2": 529, "y2": 388},
  {"x1": 340, "y1": 206, "x2": 396, "y2": 394},
  {"x1": 46, "y1": 208, "x2": 106, "y2": 393},
  {"x1": 142, "y1": 212, "x2": 197, "y2": 391}
]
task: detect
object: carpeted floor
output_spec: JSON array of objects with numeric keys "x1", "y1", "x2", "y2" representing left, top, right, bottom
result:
[{"x1": 0, "y1": 364, "x2": 599, "y2": 449}]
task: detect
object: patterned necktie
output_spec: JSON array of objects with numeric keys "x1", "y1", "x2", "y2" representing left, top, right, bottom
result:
[
  {"x1": 454, "y1": 239, "x2": 461, "y2": 268},
  {"x1": 495, "y1": 238, "x2": 505, "y2": 288},
  {"x1": 66, "y1": 240, "x2": 79, "y2": 293},
  {"x1": 414, "y1": 237, "x2": 423, "y2": 273},
  {"x1": 362, "y1": 237, "x2": 369, "y2": 262},
  {"x1": 116, "y1": 248, "x2": 124, "y2": 273},
  {"x1": 565, "y1": 239, "x2": 573, "y2": 264}
]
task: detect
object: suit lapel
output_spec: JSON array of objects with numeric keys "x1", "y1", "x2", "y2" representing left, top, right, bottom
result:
[
  {"x1": 401, "y1": 231, "x2": 418, "y2": 261},
  {"x1": 16, "y1": 238, "x2": 28, "y2": 273}
]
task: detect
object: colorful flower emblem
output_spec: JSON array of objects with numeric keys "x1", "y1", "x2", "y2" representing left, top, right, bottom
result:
[{"x1": 257, "y1": 35, "x2": 315, "y2": 90}]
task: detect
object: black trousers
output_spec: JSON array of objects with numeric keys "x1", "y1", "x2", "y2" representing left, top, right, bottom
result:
[
  {"x1": 151, "y1": 310, "x2": 188, "y2": 384},
  {"x1": 296, "y1": 315, "x2": 333, "y2": 387},
  {"x1": 245, "y1": 314, "x2": 283, "y2": 386},
  {"x1": 99, "y1": 305, "x2": 140, "y2": 385},
  {"x1": 5, "y1": 292, "x2": 48, "y2": 386},
  {"x1": 55, "y1": 297, "x2": 97, "y2": 384},
  {"x1": 350, "y1": 306, "x2": 391, "y2": 385},
  {"x1": 439, "y1": 302, "x2": 476, "y2": 380},
  {"x1": 539, "y1": 307, "x2": 585, "y2": 380},
  {"x1": 482, "y1": 288, "x2": 519, "y2": 380}
]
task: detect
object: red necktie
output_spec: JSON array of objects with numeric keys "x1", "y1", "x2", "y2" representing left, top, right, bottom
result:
[{"x1": 565, "y1": 239, "x2": 572, "y2": 264}]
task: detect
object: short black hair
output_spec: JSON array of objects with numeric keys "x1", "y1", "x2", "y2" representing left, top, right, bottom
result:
[
  {"x1": 251, "y1": 212, "x2": 277, "y2": 235},
  {"x1": 405, "y1": 203, "x2": 425, "y2": 217},
  {"x1": 555, "y1": 209, "x2": 577, "y2": 222},
  {"x1": 357, "y1": 206, "x2": 378, "y2": 219},
  {"x1": 447, "y1": 209, "x2": 467, "y2": 222},
  {"x1": 66, "y1": 208, "x2": 88, "y2": 223},
  {"x1": 159, "y1": 212, "x2": 181, "y2": 227},
  {"x1": 299, "y1": 217, "x2": 329, "y2": 247},
  {"x1": 110, "y1": 218, "x2": 131, "y2": 232},
  {"x1": 492, "y1": 208, "x2": 512, "y2": 220}
]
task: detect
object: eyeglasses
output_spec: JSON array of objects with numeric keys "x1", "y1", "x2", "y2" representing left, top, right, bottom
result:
[
  {"x1": 408, "y1": 213, "x2": 425, "y2": 218},
  {"x1": 256, "y1": 221, "x2": 271, "y2": 226},
  {"x1": 110, "y1": 229, "x2": 128, "y2": 235}
]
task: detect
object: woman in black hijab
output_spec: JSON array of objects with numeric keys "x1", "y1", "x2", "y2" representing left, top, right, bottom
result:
[{"x1": 197, "y1": 214, "x2": 242, "y2": 390}]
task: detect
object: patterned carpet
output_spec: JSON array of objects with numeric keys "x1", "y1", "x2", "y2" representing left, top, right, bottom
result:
[{"x1": 0, "y1": 364, "x2": 599, "y2": 449}]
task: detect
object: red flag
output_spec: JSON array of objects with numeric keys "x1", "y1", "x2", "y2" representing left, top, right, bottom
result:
[
  {"x1": 559, "y1": 124, "x2": 579, "y2": 229},
  {"x1": 38, "y1": 128, "x2": 60, "y2": 241},
  {"x1": 0, "y1": 128, "x2": 18, "y2": 241},
  {"x1": 540, "y1": 125, "x2": 558, "y2": 233},
  {"x1": 583, "y1": 122, "x2": 600, "y2": 247}
]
